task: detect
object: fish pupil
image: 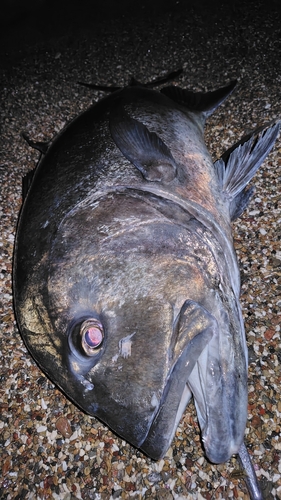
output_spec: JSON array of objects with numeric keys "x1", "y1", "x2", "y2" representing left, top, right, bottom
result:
[{"x1": 85, "y1": 326, "x2": 103, "y2": 348}]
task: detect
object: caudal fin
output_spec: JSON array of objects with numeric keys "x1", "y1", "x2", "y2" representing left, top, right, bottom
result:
[{"x1": 214, "y1": 120, "x2": 280, "y2": 220}]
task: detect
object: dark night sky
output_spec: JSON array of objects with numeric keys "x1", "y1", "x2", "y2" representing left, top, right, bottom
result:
[{"x1": 2, "y1": 0, "x2": 280, "y2": 62}]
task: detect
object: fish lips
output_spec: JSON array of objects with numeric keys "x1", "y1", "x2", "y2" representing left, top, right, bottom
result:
[{"x1": 140, "y1": 324, "x2": 214, "y2": 459}]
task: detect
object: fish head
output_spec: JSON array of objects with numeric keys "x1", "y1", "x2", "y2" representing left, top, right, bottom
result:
[
  {"x1": 16, "y1": 190, "x2": 247, "y2": 461},
  {"x1": 47, "y1": 191, "x2": 218, "y2": 455},
  {"x1": 15, "y1": 190, "x2": 216, "y2": 457}
]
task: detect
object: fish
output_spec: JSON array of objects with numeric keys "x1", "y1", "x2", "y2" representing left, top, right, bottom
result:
[{"x1": 13, "y1": 73, "x2": 279, "y2": 500}]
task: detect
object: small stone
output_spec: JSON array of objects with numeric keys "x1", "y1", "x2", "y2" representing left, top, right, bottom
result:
[
  {"x1": 264, "y1": 329, "x2": 275, "y2": 340},
  {"x1": 185, "y1": 458, "x2": 194, "y2": 468},
  {"x1": 112, "y1": 490, "x2": 123, "y2": 499},
  {"x1": 2, "y1": 457, "x2": 11, "y2": 476},
  {"x1": 155, "y1": 488, "x2": 173, "y2": 500},
  {"x1": 125, "y1": 464, "x2": 132, "y2": 475},
  {"x1": 147, "y1": 471, "x2": 162, "y2": 483},
  {"x1": 36, "y1": 425, "x2": 47, "y2": 433},
  {"x1": 55, "y1": 417, "x2": 72, "y2": 438},
  {"x1": 251, "y1": 415, "x2": 262, "y2": 428},
  {"x1": 161, "y1": 471, "x2": 171, "y2": 481}
]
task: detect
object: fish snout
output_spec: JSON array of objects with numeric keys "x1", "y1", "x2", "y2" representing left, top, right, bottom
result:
[
  {"x1": 202, "y1": 431, "x2": 243, "y2": 464},
  {"x1": 197, "y1": 366, "x2": 248, "y2": 464},
  {"x1": 188, "y1": 321, "x2": 248, "y2": 465}
]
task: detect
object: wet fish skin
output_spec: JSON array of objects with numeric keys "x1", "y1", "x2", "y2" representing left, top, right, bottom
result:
[{"x1": 13, "y1": 76, "x2": 279, "y2": 488}]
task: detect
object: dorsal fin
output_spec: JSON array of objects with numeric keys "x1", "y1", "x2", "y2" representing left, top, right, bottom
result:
[
  {"x1": 161, "y1": 80, "x2": 237, "y2": 117},
  {"x1": 109, "y1": 105, "x2": 177, "y2": 183},
  {"x1": 143, "y1": 68, "x2": 183, "y2": 88},
  {"x1": 214, "y1": 120, "x2": 280, "y2": 220},
  {"x1": 22, "y1": 132, "x2": 49, "y2": 154},
  {"x1": 77, "y1": 69, "x2": 183, "y2": 93}
]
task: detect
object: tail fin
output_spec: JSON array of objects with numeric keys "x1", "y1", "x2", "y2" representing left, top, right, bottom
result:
[{"x1": 214, "y1": 120, "x2": 280, "y2": 220}]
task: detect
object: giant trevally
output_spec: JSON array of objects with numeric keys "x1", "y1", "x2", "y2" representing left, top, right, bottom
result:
[{"x1": 13, "y1": 73, "x2": 279, "y2": 500}]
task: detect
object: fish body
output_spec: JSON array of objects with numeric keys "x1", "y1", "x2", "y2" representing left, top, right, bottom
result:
[{"x1": 13, "y1": 79, "x2": 279, "y2": 467}]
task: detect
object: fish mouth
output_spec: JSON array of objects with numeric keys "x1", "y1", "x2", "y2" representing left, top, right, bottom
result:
[
  {"x1": 140, "y1": 382, "x2": 192, "y2": 460},
  {"x1": 187, "y1": 339, "x2": 248, "y2": 465},
  {"x1": 200, "y1": 398, "x2": 247, "y2": 464},
  {"x1": 140, "y1": 325, "x2": 213, "y2": 459},
  {"x1": 202, "y1": 432, "x2": 242, "y2": 464},
  {"x1": 140, "y1": 359, "x2": 247, "y2": 463},
  {"x1": 141, "y1": 315, "x2": 248, "y2": 463}
]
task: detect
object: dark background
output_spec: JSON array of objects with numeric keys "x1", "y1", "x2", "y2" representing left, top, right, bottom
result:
[{"x1": 2, "y1": 0, "x2": 281, "y2": 63}]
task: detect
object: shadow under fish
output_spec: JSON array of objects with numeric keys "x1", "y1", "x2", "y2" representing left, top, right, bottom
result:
[{"x1": 13, "y1": 71, "x2": 280, "y2": 500}]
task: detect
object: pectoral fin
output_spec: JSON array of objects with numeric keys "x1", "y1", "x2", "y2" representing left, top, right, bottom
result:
[
  {"x1": 172, "y1": 299, "x2": 217, "y2": 362},
  {"x1": 109, "y1": 105, "x2": 177, "y2": 182},
  {"x1": 214, "y1": 120, "x2": 280, "y2": 220}
]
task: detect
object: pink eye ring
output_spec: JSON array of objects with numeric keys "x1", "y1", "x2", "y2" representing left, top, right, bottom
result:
[{"x1": 80, "y1": 319, "x2": 104, "y2": 356}]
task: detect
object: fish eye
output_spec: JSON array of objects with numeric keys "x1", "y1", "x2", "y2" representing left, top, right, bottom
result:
[{"x1": 80, "y1": 319, "x2": 104, "y2": 356}]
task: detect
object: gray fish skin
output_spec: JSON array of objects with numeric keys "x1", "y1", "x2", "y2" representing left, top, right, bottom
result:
[{"x1": 13, "y1": 79, "x2": 279, "y2": 466}]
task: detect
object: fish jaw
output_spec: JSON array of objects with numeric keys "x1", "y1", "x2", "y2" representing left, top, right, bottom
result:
[
  {"x1": 139, "y1": 300, "x2": 217, "y2": 459},
  {"x1": 187, "y1": 301, "x2": 248, "y2": 464}
]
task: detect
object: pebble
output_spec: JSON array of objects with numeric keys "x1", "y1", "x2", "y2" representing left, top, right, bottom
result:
[
  {"x1": 251, "y1": 415, "x2": 262, "y2": 429},
  {"x1": 1, "y1": 0, "x2": 280, "y2": 499},
  {"x1": 55, "y1": 416, "x2": 72, "y2": 438}
]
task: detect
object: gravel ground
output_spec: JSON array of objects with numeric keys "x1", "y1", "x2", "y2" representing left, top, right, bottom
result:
[{"x1": 0, "y1": 0, "x2": 281, "y2": 499}]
